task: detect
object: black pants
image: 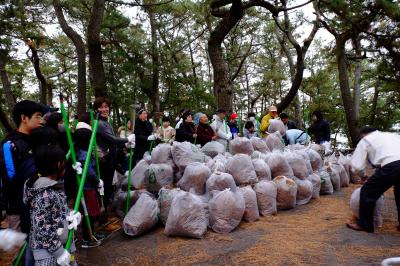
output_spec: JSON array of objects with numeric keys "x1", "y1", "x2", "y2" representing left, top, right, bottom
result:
[
  {"x1": 100, "y1": 158, "x2": 116, "y2": 209},
  {"x1": 358, "y1": 160, "x2": 400, "y2": 232},
  {"x1": 82, "y1": 216, "x2": 96, "y2": 241}
]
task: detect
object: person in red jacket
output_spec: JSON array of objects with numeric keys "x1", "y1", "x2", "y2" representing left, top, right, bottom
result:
[{"x1": 196, "y1": 113, "x2": 217, "y2": 147}]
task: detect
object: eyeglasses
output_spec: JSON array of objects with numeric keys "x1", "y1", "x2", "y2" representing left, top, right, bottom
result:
[{"x1": 32, "y1": 114, "x2": 44, "y2": 120}]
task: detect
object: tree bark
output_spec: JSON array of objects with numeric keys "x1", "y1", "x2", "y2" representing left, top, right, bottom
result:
[
  {"x1": 87, "y1": 0, "x2": 106, "y2": 98},
  {"x1": 275, "y1": 13, "x2": 319, "y2": 113},
  {"x1": 26, "y1": 40, "x2": 49, "y2": 105},
  {"x1": 369, "y1": 80, "x2": 379, "y2": 126},
  {"x1": 53, "y1": 0, "x2": 87, "y2": 114},
  {"x1": 336, "y1": 34, "x2": 360, "y2": 147},
  {"x1": 208, "y1": 0, "x2": 243, "y2": 112},
  {"x1": 0, "y1": 57, "x2": 16, "y2": 116},
  {"x1": 275, "y1": 26, "x2": 303, "y2": 126},
  {"x1": 352, "y1": 36, "x2": 361, "y2": 121},
  {"x1": 146, "y1": 4, "x2": 160, "y2": 112},
  {"x1": 0, "y1": 56, "x2": 15, "y2": 131}
]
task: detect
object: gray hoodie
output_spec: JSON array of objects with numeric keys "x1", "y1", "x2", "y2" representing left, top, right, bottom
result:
[{"x1": 23, "y1": 177, "x2": 75, "y2": 260}]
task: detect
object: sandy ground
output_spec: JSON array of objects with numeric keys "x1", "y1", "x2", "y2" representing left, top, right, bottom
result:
[{"x1": 2, "y1": 184, "x2": 400, "y2": 266}]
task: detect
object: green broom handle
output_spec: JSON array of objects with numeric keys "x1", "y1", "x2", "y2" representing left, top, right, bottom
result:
[{"x1": 64, "y1": 109, "x2": 100, "y2": 251}]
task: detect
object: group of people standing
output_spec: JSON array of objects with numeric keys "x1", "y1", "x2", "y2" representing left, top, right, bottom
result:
[{"x1": 0, "y1": 96, "x2": 334, "y2": 265}]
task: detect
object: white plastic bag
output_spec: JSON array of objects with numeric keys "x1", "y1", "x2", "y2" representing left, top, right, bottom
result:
[
  {"x1": 144, "y1": 163, "x2": 174, "y2": 192},
  {"x1": 230, "y1": 137, "x2": 254, "y2": 156},
  {"x1": 273, "y1": 176, "x2": 297, "y2": 210},
  {"x1": 164, "y1": 192, "x2": 208, "y2": 239},
  {"x1": 285, "y1": 152, "x2": 309, "y2": 180},
  {"x1": 209, "y1": 189, "x2": 245, "y2": 233},
  {"x1": 266, "y1": 151, "x2": 294, "y2": 179},
  {"x1": 158, "y1": 187, "x2": 185, "y2": 225},
  {"x1": 307, "y1": 173, "x2": 321, "y2": 199},
  {"x1": 265, "y1": 131, "x2": 285, "y2": 151},
  {"x1": 123, "y1": 193, "x2": 159, "y2": 237},
  {"x1": 151, "y1": 143, "x2": 174, "y2": 165},
  {"x1": 177, "y1": 162, "x2": 211, "y2": 195},
  {"x1": 130, "y1": 159, "x2": 150, "y2": 189},
  {"x1": 238, "y1": 186, "x2": 259, "y2": 222},
  {"x1": 254, "y1": 181, "x2": 277, "y2": 216},
  {"x1": 291, "y1": 176, "x2": 313, "y2": 205},
  {"x1": 306, "y1": 149, "x2": 323, "y2": 172},
  {"x1": 201, "y1": 141, "x2": 225, "y2": 158},
  {"x1": 206, "y1": 172, "x2": 237, "y2": 193},
  {"x1": 350, "y1": 187, "x2": 384, "y2": 228},
  {"x1": 319, "y1": 170, "x2": 333, "y2": 195},
  {"x1": 250, "y1": 137, "x2": 269, "y2": 153},
  {"x1": 252, "y1": 159, "x2": 272, "y2": 181},
  {"x1": 226, "y1": 154, "x2": 258, "y2": 185},
  {"x1": 171, "y1": 141, "x2": 208, "y2": 173}
]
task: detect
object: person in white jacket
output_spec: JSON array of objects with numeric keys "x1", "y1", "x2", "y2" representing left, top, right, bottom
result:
[
  {"x1": 347, "y1": 127, "x2": 400, "y2": 233},
  {"x1": 210, "y1": 109, "x2": 232, "y2": 150}
]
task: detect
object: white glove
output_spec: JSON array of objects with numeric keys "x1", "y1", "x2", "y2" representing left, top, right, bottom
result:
[
  {"x1": 0, "y1": 229, "x2": 27, "y2": 251},
  {"x1": 66, "y1": 211, "x2": 82, "y2": 231},
  {"x1": 147, "y1": 134, "x2": 156, "y2": 141},
  {"x1": 72, "y1": 162, "x2": 82, "y2": 175},
  {"x1": 154, "y1": 133, "x2": 161, "y2": 140},
  {"x1": 56, "y1": 249, "x2": 71, "y2": 266},
  {"x1": 127, "y1": 134, "x2": 135, "y2": 143},
  {"x1": 226, "y1": 132, "x2": 232, "y2": 140},
  {"x1": 125, "y1": 142, "x2": 135, "y2": 149},
  {"x1": 98, "y1": 179, "x2": 104, "y2": 196}
]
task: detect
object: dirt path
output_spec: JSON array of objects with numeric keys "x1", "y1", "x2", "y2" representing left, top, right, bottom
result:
[{"x1": 75, "y1": 185, "x2": 400, "y2": 266}]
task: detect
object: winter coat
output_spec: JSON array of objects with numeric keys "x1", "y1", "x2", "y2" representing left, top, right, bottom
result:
[
  {"x1": 196, "y1": 122, "x2": 216, "y2": 147},
  {"x1": 176, "y1": 122, "x2": 196, "y2": 143},
  {"x1": 309, "y1": 119, "x2": 330, "y2": 144},
  {"x1": 228, "y1": 122, "x2": 240, "y2": 139},
  {"x1": 0, "y1": 130, "x2": 36, "y2": 233},
  {"x1": 23, "y1": 176, "x2": 75, "y2": 260},
  {"x1": 260, "y1": 114, "x2": 275, "y2": 138},
  {"x1": 76, "y1": 150, "x2": 99, "y2": 190},
  {"x1": 96, "y1": 116, "x2": 128, "y2": 160},
  {"x1": 134, "y1": 118, "x2": 153, "y2": 161},
  {"x1": 210, "y1": 117, "x2": 231, "y2": 149}
]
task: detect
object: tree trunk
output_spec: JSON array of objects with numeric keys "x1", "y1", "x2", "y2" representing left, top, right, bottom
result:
[
  {"x1": 87, "y1": 0, "x2": 106, "y2": 98},
  {"x1": 352, "y1": 36, "x2": 361, "y2": 121},
  {"x1": 26, "y1": 40, "x2": 48, "y2": 104},
  {"x1": 369, "y1": 80, "x2": 380, "y2": 126},
  {"x1": 0, "y1": 57, "x2": 16, "y2": 116},
  {"x1": 145, "y1": 4, "x2": 160, "y2": 112},
  {"x1": 53, "y1": 0, "x2": 87, "y2": 114},
  {"x1": 336, "y1": 35, "x2": 359, "y2": 147},
  {"x1": 208, "y1": 0, "x2": 243, "y2": 112},
  {"x1": 275, "y1": 20, "x2": 319, "y2": 113}
]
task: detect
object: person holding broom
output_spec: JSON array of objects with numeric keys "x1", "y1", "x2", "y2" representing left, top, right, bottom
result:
[
  {"x1": 94, "y1": 97, "x2": 135, "y2": 212},
  {"x1": 74, "y1": 120, "x2": 105, "y2": 248}
]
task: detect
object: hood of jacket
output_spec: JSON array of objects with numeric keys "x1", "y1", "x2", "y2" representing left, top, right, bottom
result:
[{"x1": 23, "y1": 176, "x2": 61, "y2": 204}]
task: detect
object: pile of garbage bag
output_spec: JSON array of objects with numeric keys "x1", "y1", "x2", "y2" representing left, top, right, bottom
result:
[{"x1": 115, "y1": 139, "x2": 360, "y2": 239}]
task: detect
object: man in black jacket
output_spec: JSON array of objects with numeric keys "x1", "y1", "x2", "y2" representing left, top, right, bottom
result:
[
  {"x1": 134, "y1": 108, "x2": 153, "y2": 164},
  {"x1": 0, "y1": 100, "x2": 45, "y2": 233},
  {"x1": 279, "y1": 113, "x2": 297, "y2": 130},
  {"x1": 309, "y1": 110, "x2": 331, "y2": 144}
]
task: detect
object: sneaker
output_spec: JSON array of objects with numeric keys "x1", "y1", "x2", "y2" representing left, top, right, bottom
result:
[
  {"x1": 81, "y1": 239, "x2": 101, "y2": 249},
  {"x1": 94, "y1": 232, "x2": 106, "y2": 241}
]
